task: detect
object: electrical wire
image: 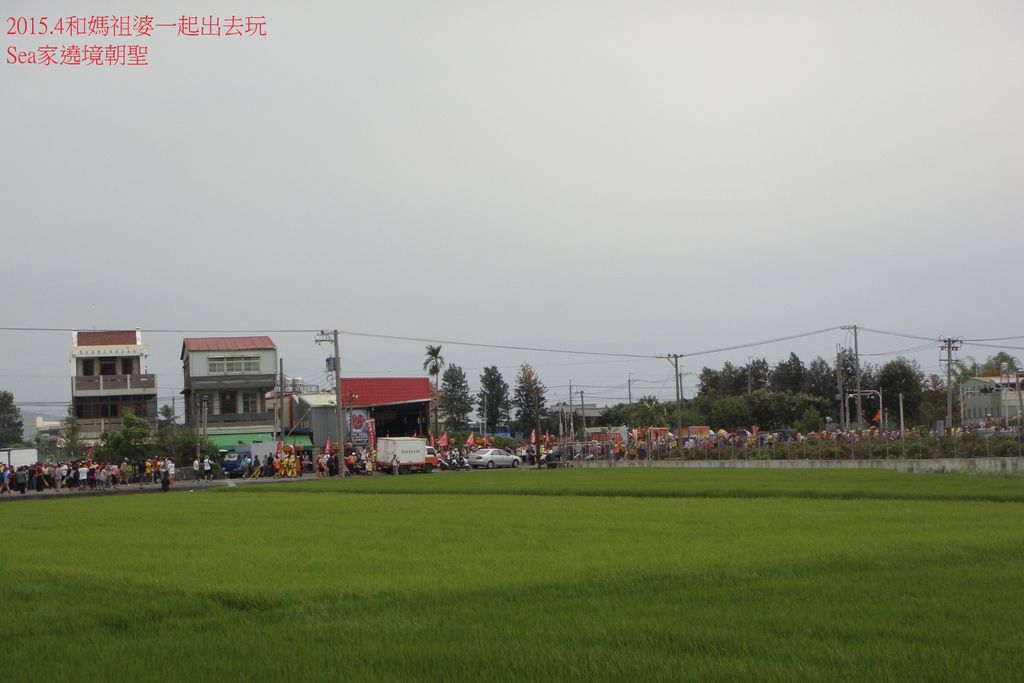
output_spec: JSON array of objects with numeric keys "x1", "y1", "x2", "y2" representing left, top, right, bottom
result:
[
  {"x1": 860, "y1": 342, "x2": 942, "y2": 357},
  {"x1": 678, "y1": 326, "x2": 842, "y2": 358},
  {"x1": 858, "y1": 327, "x2": 938, "y2": 342}
]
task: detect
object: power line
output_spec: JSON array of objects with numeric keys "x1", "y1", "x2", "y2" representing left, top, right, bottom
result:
[
  {"x1": 860, "y1": 342, "x2": 942, "y2": 357},
  {"x1": 858, "y1": 327, "x2": 937, "y2": 342},
  {"x1": 677, "y1": 326, "x2": 842, "y2": 358}
]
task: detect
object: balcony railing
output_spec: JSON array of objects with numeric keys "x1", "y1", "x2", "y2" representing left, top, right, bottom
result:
[
  {"x1": 74, "y1": 374, "x2": 156, "y2": 393},
  {"x1": 203, "y1": 411, "x2": 273, "y2": 425}
]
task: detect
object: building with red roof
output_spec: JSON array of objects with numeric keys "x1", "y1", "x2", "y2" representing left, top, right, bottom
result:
[
  {"x1": 284, "y1": 377, "x2": 432, "y2": 448},
  {"x1": 181, "y1": 336, "x2": 278, "y2": 446},
  {"x1": 71, "y1": 329, "x2": 156, "y2": 442}
]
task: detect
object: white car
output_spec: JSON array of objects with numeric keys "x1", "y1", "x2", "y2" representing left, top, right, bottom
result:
[{"x1": 470, "y1": 448, "x2": 521, "y2": 469}]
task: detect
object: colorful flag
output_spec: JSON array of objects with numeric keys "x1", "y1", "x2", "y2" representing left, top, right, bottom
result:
[
  {"x1": 465, "y1": 431, "x2": 475, "y2": 447},
  {"x1": 325, "y1": 436, "x2": 332, "y2": 453},
  {"x1": 439, "y1": 432, "x2": 449, "y2": 447},
  {"x1": 367, "y1": 419, "x2": 377, "y2": 450},
  {"x1": 275, "y1": 440, "x2": 283, "y2": 456},
  {"x1": 530, "y1": 429, "x2": 536, "y2": 444},
  {"x1": 872, "y1": 411, "x2": 881, "y2": 424},
  {"x1": 430, "y1": 432, "x2": 436, "y2": 448},
  {"x1": 85, "y1": 443, "x2": 95, "y2": 461}
]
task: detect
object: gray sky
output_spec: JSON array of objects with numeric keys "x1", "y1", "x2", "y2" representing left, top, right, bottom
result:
[{"x1": 3, "y1": 0, "x2": 1023, "y2": 415}]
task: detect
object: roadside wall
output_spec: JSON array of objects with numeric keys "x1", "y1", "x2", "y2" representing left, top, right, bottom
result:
[{"x1": 578, "y1": 457, "x2": 1024, "y2": 474}]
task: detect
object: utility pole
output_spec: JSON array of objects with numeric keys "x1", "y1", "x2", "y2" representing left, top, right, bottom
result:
[
  {"x1": 315, "y1": 330, "x2": 344, "y2": 448},
  {"x1": 579, "y1": 389, "x2": 586, "y2": 436},
  {"x1": 852, "y1": 326, "x2": 863, "y2": 429},
  {"x1": 627, "y1": 373, "x2": 633, "y2": 404},
  {"x1": 939, "y1": 337, "x2": 963, "y2": 428},
  {"x1": 277, "y1": 358, "x2": 285, "y2": 440},
  {"x1": 747, "y1": 357, "x2": 753, "y2": 395},
  {"x1": 667, "y1": 354, "x2": 683, "y2": 454},
  {"x1": 835, "y1": 348, "x2": 845, "y2": 429},
  {"x1": 201, "y1": 395, "x2": 208, "y2": 441},
  {"x1": 568, "y1": 380, "x2": 574, "y2": 440}
]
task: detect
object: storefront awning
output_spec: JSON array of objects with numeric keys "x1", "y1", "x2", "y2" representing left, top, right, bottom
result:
[
  {"x1": 207, "y1": 432, "x2": 275, "y2": 450},
  {"x1": 207, "y1": 432, "x2": 314, "y2": 450}
]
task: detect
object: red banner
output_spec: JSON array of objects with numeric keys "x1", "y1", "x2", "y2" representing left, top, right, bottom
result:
[{"x1": 367, "y1": 419, "x2": 377, "y2": 450}]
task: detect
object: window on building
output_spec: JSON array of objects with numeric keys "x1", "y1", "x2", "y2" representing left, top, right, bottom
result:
[
  {"x1": 241, "y1": 391, "x2": 259, "y2": 414},
  {"x1": 207, "y1": 355, "x2": 261, "y2": 374},
  {"x1": 99, "y1": 358, "x2": 116, "y2": 376},
  {"x1": 82, "y1": 359, "x2": 95, "y2": 376},
  {"x1": 122, "y1": 358, "x2": 134, "y2": 374},
  {"x1": 221, "y1": 391, "x2": 238, "y2": 414}
]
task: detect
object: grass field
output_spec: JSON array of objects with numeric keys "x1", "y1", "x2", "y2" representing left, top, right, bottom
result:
[{"x1": 4, "y1": 469, "x2": 1024, "y2": 681}]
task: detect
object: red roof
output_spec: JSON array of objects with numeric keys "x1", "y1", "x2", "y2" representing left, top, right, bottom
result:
[
  {"x1": 181, "y1": 336, "x2": 276, "y2": 358},
  {"x1": 77, "y1": 330, "x2": 138, "y2": 346},
  {"x1": 340, "y1": 377, "x2": 432, "y2": 407}
]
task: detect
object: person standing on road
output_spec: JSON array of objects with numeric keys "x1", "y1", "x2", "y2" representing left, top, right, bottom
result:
[
  {"x1": 1, "y1": 466, "x2": 11, "y2": 494},
  {"x1": 15, "y1": 467, "x2": 28, "y2": 494},
  {"x1": 203, "y1": 455, "x2": 212, "y2": 481},
  {"x1": 166, "y1": 458, "x2": 176, "y2": 488},
  {"x1": 193, "y1": 455, "x2": 201, "y2": 483}
]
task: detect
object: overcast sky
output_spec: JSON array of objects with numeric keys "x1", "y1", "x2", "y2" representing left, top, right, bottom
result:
[{"x1": 3, "y1": 0, "x2": 1023, "y2": 416}]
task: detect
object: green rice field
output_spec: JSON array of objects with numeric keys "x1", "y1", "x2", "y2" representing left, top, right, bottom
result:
[{"x1": 4, "y1": 469, "x2": 1024, "y2": 681}]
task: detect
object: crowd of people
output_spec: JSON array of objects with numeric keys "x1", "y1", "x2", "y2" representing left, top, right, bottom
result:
[{"x1": 1, "y1": 460, "x2": 126, "y2": 495}]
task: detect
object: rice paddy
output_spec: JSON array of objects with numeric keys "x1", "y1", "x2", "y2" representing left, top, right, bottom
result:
[{"x1": 3, "y1": 469, "x2": 1023, "y2": 681}]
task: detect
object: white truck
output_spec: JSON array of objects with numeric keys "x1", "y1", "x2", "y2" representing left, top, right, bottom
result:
[
  {"x1": 376, "y1": 437, "x2": 436, "y2": 474},
  {"x1": 1, "y1": 448, "x2": 39, "y2": 468}
]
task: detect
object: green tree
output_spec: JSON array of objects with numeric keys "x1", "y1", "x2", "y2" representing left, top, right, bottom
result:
[
  {"x1": 794, "y1": 406, "x2": 824, "y2": 433},
  {"x1": 95, "y1": 411, "x2": 153, "y2": 463},
  {"x1": 476, "y1": 366, "x2": 510, "y2": 433},
  {"x1": 745, "y1": 358, "x2": 771, "y2": 394},
  {"x1": 422, "y1": 344, "x2": 445, "y2": 437},
  {"x1": 60, "y1": 408, "x2": 83, "y2": 459},
  {"x1": 158, "y1": 426, "x2": 218, "y2": 463},
  {"x1": 877, "y1": 357, "x2": 925, "y2": 425},
  {"x1": 439, "y1": 364, "x2": 473, "y2": 430},
  {"x1": 771, "y1": 353, "x2": 806, "y2": 394},
  {"x1": 630, "y1": 396, "x2": 668, "y2": 427},
  {"x1": 706, "y1": 395, "x2": 752, "y2": 431},
  {"x1": 0, "y1": 390, "x2": 24, "y2": 447},
  {"x1": 805, "y1": 356, "x2": 836, "y2": 403},
  {"x1": 512, "y1": 363, "x2": 547, "y2": 433}
]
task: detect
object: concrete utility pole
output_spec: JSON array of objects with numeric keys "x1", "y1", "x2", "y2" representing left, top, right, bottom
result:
[
  {"x1": 853, "y1": 326, "x2": 863, "y2": 429},
  {"x1": 568, "y1": 380, "x2": 574, "y2": 439},
  {"x1": 667, "y1": 354, "x2": 683, "y2": 454},
  {"x1": 627, "y1": 373, "x2": 633, "y2": 404},
  {"x1": 579, "y1": 389, "x2": 586, "y2": 436},
  {"x1": 278, "y1": 358, "x2": 285, "y2": 440},
  {"x1": 939, "y1": 337, "x2": 963, "y2": 428},
  {"x1": 315, "y1": 330, "x2": 344, "y2": 447},
  {"x1": 835, "y1": 348, "x2": 846, "y2": 429}
]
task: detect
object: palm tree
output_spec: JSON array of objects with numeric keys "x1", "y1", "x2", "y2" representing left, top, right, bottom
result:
[{"x1": 423, "y1": 344, "x2": 445, "y2": 438}]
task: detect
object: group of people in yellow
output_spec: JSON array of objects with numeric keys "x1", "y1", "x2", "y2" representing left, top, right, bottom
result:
[{"x1": 246, "y1": 452, "x2": 303, "y2": 479}]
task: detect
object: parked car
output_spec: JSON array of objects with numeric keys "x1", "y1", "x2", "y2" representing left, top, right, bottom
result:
[
  {"x1": 470, "y1": 448, "x2": 520, "y2": 469},
  {"x1": 220, "y1": 452, "x2": 250, "y2": 477}
]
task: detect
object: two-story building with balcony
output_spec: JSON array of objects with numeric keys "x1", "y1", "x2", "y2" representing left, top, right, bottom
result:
[
  {"x1": 181, "y1": 336, "x2": 277, "y2": 450},
  {"x1": 71, "y1": 329, "x2": 158, "y2": 442}
]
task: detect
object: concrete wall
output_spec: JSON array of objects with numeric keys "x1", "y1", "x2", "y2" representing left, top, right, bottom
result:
[{"x1": 578, "y1": 457, "x2": 1024, "y2": 474}]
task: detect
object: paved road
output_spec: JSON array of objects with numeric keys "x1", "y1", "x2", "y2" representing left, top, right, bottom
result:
[{"x1": 0, "y1": 473, "x2": 329, "y2": 502}]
